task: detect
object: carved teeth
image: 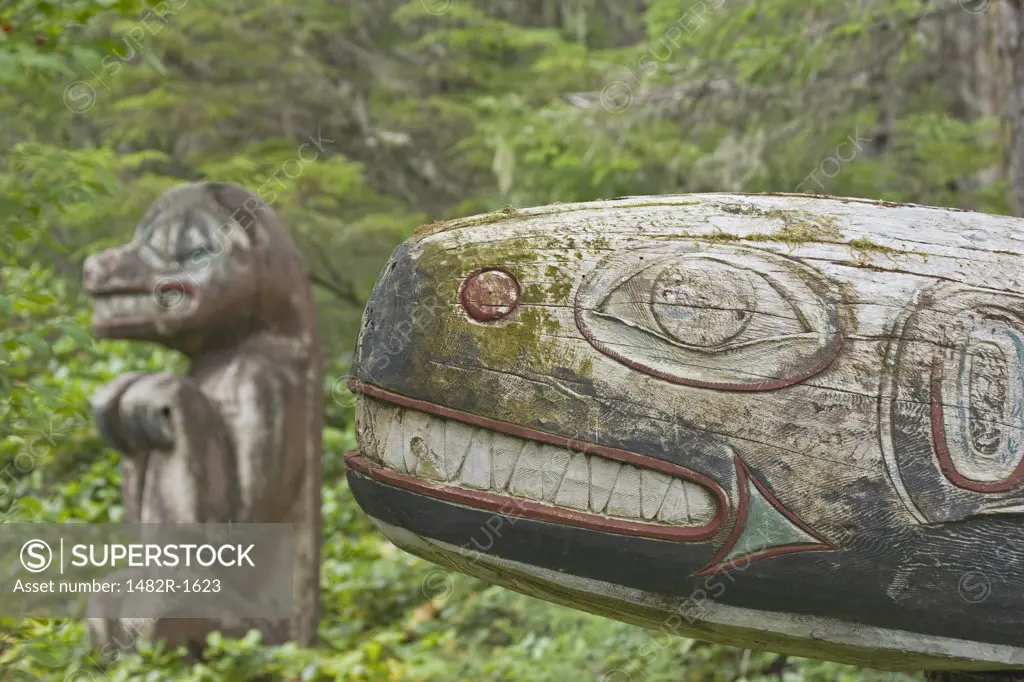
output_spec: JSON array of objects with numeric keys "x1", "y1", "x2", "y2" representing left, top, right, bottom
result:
[
  {"x1": 403, "y1": 411, "x2": 435, "y2": 474},
  {"x1": 406, "y1": 411, "x2": 443, "y2": 480},
  {"x1": 588, "y1": 457, "x2": 619, "y2": 513},
  {"x1": 540, "y1": 444, "x2": 571, "y2": 502},
  {"x1": 509, "y1": 442, "x2": 546, "y2": 500},
  {"x1": 359, "y1": 400, "x2": 715, "y2": 527},
  {"x1": 354, "y1": 399, "x2": 381, "y2": 465},
  {"x1": 382, "y1": 408, "x2": 406, "y2": 473},
  {"x1": 606, "y1": 465, "x2": 642, "y2": 518},
  {"x1": 93, "y1": 293, "x2": 162, "y2": 322},
  {"x1": 443, "y1": 420, "x2": 474, "y2": 481},
  {"x1": 491, "y1": 433, "x2": 521, "y2": 491},
  {"x1": 657, "y1": 479, "x2": 691, "y2": 524},
  {"x1": 458, "y1": 430, "x2": 492, "y2": 490},
  {"x1": 641, "y1": 470, "x2": 672, "y2": 520},
  {"x1": 553, "y1": 453, "x2": 590, "y2": 511}
]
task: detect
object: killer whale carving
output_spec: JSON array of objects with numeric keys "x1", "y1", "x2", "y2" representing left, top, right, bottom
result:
[
  {"x1": 81, "y1": 182, "x2": 323, "y2": 653},
  {"x1": 345, "y1": 194, "x2": 1024, "y2": 679}
]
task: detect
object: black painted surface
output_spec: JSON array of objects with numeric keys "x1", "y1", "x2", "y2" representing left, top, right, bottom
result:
[
  {"x1": 349, "y1": 214, "x2": 1024, "y2": 656},
  {"x1": 348, "y1": 469, "x2": 716, "y2": 595},
  {"x1": 348, "y1": 471, "x2": 1024, "y2": 648}
]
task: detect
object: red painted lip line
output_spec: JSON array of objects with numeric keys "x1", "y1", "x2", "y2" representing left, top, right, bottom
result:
[
  {"x1": 346, "y1": 379, "x2": 728, "y2": 541},
  {"x1": 347, "y1": 451, "x2": 723, "y2": 541},
  {"x1": 931, "y1": 358, "x2": 1023, "y2": 493}
]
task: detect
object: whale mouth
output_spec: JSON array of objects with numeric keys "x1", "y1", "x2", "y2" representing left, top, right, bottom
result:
[{"x1": 345, "y1": 381, "x2": 727, "y2": 542}]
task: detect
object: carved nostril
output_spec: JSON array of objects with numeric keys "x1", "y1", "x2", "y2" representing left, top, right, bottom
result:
[{"x1": 460, "y1": 268, "x2": 520, "y2": 322}]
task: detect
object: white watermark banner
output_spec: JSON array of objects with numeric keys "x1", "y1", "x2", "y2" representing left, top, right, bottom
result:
[{"x1": 0, "y1": 523, "x2": 293, "y2": 618}]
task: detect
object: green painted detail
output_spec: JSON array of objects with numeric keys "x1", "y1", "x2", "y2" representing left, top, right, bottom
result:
[{"x1": 721, "y1": 475, "x2": 820, "y2": 564}]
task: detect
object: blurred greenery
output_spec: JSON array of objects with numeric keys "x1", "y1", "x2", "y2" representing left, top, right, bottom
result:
[{"x1": 1, "y1": 0, "x2": 1008, "y2": 678}]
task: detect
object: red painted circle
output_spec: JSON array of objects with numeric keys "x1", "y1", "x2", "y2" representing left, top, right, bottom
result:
[{"x1": 460, "y1": 269, "x2": 520, "y2": 321}]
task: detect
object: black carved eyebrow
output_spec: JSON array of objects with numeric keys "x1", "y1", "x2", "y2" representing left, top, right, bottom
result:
[
  {"x1": 195, "y1": 207, "x2": 221, "y2": 239},
  {"x1": 171, "y1": 208, "x2": 218, "y2": 262},
  {"x1": 147, "y1": 211, "x2": 175, "y2": 260},
  {"x1": 209, "y1": 182, "x2": 262, "y2": 238},
  {"x1": 180, "y1": 208, "x2": 196, "y2": 253},
  {"x1": 135, "y1": 207, "x2": 161, "y2": 243}
]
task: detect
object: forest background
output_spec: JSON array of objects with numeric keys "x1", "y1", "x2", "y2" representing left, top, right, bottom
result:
[{"x1": 1, "y1": 0, "x2": 1016, "y2": 679}]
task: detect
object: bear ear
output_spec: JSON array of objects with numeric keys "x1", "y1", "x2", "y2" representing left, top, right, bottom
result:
[
  {"x1": 205, "y1": 181, "x2": 250, "y2": 207},
  {"x1": 205, "y1": 182, "x2": 268, "y2": 239},
  {"x1": 205, "y1": 180, "x2": 258, "y2": 212}
]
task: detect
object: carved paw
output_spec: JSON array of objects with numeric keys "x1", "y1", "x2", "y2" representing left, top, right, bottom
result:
[
  {"x1": 92, "y1": 372, "x2": 149, "y2": 452},
  {"x1": 91, "y1": 373, "x2": 182, "y2": 453}
]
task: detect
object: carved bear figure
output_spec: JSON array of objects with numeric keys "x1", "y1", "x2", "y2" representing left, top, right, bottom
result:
[{"x1": 81, "y1": 182, "x2": 323, "y2": 653}]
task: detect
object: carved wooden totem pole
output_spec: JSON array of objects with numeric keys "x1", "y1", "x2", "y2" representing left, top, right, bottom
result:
[
  {"x1": 81, "y1": 182, "x2": 323, "y2": 652},
  {"x1": 345, "y1": 194, "x2": 1024, "y2": 681}
]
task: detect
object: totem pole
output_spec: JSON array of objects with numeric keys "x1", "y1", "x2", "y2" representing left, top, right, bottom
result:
[
  {"x1": 81, "y1": 182, "x2": 323, "y2": 653},
  {"x1": 345, "y1": 193, "x2": 1024, "y2": 681}
]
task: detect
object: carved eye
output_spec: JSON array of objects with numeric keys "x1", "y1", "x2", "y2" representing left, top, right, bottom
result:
[
  {"x1": 575, "y1": 243, "x2": 842, "y2": 390},
  {"x1": 175, "y1": 213, "x2": 222, "y2": 267},
  {"x1": 177, "y1": 244, "x2": 214, "y2": 267},
  {"x1": 597, "y1": 258, "x2": 806, "y2": 351},
  {"x1": 135, "y1": 209, "x2": 225, "y2": 268}
]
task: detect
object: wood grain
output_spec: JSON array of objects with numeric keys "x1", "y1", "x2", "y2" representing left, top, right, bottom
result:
[
  {"x1": 82, "y1": 182, "x2": 323, "y2": 655},
  {"x1": 349, "y1": 193, "x2": 1024, "y2": 673}
]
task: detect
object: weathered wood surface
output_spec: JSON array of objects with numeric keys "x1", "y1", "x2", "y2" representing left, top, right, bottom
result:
[
  {"x1": 81, "y1": 182, "x2": 323, "y2": 653},
  {"x1": 345, "y1": 193, "x2": 1024, "y2": 674}
]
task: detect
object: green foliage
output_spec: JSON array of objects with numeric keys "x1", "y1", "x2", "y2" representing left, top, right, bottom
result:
[{"x1": 0, "y1": 0, "x2": 1001, "y2": 678}]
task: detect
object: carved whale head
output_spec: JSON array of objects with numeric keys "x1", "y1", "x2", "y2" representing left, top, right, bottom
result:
[
  {"x1": 82, "y1": 182, "x2": 314, "y2": 356},
  {"x1": 347, "y1": 194, "x2": 1024, "y2": 673}
]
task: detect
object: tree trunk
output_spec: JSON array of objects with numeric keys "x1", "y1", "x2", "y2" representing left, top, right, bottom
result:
[
  {"x1": 927, "y1": 673, "x2": 1024, "y2": 682},
  {"x1": 1001, "y1": 0, "x2": 1024, "y2": 215},
  {"x1": 934, "y1": 0, "x2": 1006, "y2": 194}
]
